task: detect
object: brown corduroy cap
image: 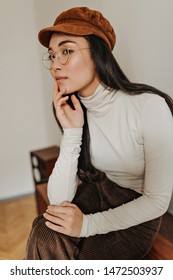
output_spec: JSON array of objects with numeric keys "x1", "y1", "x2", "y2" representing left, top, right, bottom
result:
[{"x1": 38, "y1": 7, "x2": 116, "y2": 50}]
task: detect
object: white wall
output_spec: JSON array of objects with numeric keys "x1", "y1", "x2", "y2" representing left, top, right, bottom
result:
[
  {"x1": 1, "y1": 0, "x2": 173, "y2": 213},
  {"x1": 0, "y1": 0, "x2": 60, "y2": 200}
]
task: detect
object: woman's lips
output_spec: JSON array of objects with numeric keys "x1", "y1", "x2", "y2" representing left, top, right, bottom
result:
[{"x1": 55, "y1": 77, "x2": 67, "y2": 83}]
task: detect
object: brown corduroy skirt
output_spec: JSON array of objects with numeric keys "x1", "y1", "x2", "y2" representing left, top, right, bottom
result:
[{"x1": 25, "y1": 175, "x2": 162, "y2": 260}]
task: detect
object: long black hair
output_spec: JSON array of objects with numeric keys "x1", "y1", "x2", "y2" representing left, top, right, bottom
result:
[{"x1": 53, "y1": 34, "x2": 173, "y2": 183}]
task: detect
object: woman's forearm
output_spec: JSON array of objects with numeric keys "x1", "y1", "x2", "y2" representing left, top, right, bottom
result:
[{"x1": 47, "y1": 128, "x2": 83, "y2": 205}]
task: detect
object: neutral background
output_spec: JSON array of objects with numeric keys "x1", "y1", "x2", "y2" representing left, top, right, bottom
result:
[{"x1": 1, "y1": 0, "x2": 173, "y2": 213}]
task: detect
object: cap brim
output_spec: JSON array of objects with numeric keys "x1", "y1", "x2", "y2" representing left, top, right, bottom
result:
[{"x1": 38, "y1": 23, "x2": 93, "y2": 48}]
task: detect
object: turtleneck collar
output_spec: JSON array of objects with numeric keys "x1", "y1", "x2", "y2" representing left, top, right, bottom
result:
[{"x1": 79, "y1": 83, "x2": 119, "y2": 116}]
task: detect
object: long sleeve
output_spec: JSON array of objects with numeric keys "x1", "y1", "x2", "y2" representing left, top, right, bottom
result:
[
  {"x1": 80, "y1": 96, "x2": 173, "y2": 237},
  {"x1": 47, "y1": 128, "x2": 83, "y2": 205}
]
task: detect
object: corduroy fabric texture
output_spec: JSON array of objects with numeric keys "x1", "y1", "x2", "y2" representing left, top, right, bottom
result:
[
  {"x1": 25, "y1": 175, "x2": 162, "y2": 260},
  {"x1": 38, "y1": 7, "x2": 116, "y2": 50}
]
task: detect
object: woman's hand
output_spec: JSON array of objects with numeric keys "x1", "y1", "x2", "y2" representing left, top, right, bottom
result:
[
  {"x1": 43, "y1": 201, "x2": 83, "y2": 237},
  {"x1": 53, "y1": 81, "x2": 84, "y2": 129}
]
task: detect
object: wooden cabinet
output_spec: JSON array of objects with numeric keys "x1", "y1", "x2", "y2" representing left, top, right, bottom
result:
[{"x1": 30, "y1": 146, "x2": 60, "y2": 214}]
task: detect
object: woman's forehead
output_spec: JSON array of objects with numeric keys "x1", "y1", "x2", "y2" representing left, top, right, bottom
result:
[{"x1": 49, "y1": 33, "x2": 88, "y2": 48}]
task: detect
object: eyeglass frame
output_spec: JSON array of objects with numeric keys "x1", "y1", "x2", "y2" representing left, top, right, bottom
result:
[{"x1": 42, "y1": 46, "x2": 90, "y2": 70}]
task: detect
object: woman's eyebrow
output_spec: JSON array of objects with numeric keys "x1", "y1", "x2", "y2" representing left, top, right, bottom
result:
[
  {"x1": 48, "y1": 40, "x2": 78, "y2": 51},
  {"x1": 58, "y1": 40, "x2": 77, "y2": 47}
]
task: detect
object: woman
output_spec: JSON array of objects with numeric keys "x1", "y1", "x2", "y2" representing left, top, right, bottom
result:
[{"x1": 26, "y1": 7, "x2": 173, "y2": 260}]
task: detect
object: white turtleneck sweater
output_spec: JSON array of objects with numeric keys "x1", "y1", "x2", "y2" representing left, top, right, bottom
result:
[{"x1": 48, "y1": 84, "x2": 173, "y2": 237}]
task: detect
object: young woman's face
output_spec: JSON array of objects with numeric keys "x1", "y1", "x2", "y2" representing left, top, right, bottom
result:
[{"x1": 49, "y1": 33, "x2": 100, "y2": 97}]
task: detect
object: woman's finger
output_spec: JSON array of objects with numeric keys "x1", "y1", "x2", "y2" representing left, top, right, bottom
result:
[
  {"x1": 43, "y1": 212, "x2": 65, "y2": 226},
  {"x1": 71, "y1": 95, "x2": 82, "y2": 111},
  {"x1": 46, "y1": 204, "x2": 71, "y2": 215},
  {"x1": 53, "y1": 80, "x2": 59, "y2": 99},
  {"x1": 53, "y1": 80, "x2": 66, "y2": 101},
  {"x1": 55, "y1": 95, "x2": 69, "y2": 110},
  {"x1": 45, "y1": 221, "x2": 66, "y2": 234}
]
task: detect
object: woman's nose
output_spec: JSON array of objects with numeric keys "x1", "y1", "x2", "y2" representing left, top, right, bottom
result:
[{"x1": 51, "y1": 59, "x2": 62, "y2": 71}]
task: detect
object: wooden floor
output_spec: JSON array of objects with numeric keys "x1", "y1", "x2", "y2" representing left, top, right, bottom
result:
[
  {"x1": 0, "y1": 195, "x2": 37, "y2": 260},
  {"x1": 0, "y1": 194, "x2": 173, "y2": 260}
]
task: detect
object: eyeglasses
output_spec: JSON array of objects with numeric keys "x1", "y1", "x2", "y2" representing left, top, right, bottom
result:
[{"x1": 42, "y1": 46, "x2": 90, "y2": 70}]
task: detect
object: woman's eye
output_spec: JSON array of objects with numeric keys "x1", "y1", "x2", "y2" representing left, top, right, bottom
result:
[{"x1": 63, "y1": 49, "x2": 73, "y2": 55}]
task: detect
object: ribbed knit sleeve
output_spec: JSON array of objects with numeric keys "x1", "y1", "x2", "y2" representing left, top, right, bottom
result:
[{"x1": 47, "y1": 128, "x2": 83, "y2": 205}]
